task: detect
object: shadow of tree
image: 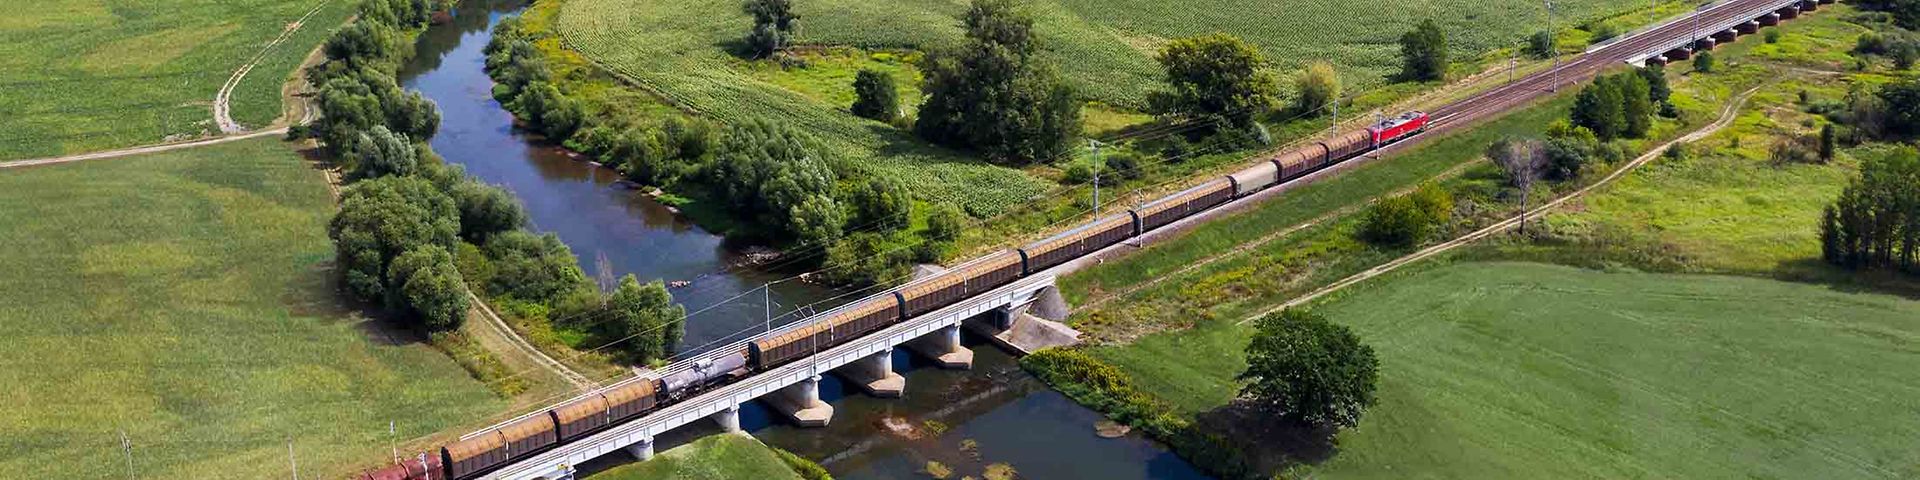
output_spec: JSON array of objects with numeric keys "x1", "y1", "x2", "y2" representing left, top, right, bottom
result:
[{"x1": 1194, "y1": 400, "x2": 1340, "y2": 474}]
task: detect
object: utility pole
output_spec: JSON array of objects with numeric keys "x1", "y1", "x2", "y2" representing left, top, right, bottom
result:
[
  {"x1": 1547, "y1": 0, "x2": 1559, "y2": 92},
  {"x1": 1088, "y1": 139, "x2": 1102, "y2": 215}
]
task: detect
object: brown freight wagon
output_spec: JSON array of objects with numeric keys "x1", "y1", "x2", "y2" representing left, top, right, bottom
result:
[
  {"x1": 604, "y1": 379, "x2": 658, "y2": 423},
  {"x1": 1321, "y1": 129, "x2": 1373, "y2": 165},
  {"x1": 1275, "y1": 143, "x2": 1326, "y2": 180},
  {"x1": 751, "y1": 320, "x2": 837, "y2": 369},
  {"x1": 442, "y1": 431, "x2": 507, "y2": 479},
  {"x1": 827, "y1": 295, "x2": 904, "y2": 339},
  {"x1": 552, "y1": 393, "x2": 611, "y2": 441},
  {"x1": 1133, "y1": 179, "x2": 1233, "y2": 232},
  {"x1": 1019, "y1": 213, "x2": 1134, "y2": 274},
  {"x1": 501, "y1": 414, "x2": 557, "y2": 460},
  {"x1": 962, "y1": 250, "x2": 1022, "y2": 297}
]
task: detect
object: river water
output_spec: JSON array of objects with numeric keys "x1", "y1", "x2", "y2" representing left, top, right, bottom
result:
[{"x1": 397, "y1": 2, "x2": 1209, "y2": 478}]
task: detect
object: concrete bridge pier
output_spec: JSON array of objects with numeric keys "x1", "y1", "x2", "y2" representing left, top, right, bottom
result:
[
  {"x1": 1695, "y1": 38, "x2": 1717, "y2": 51},
  {"x1": 907, "y1": 324, "x2": 973, "y2": 369},
  {"x1": 1737, "y1": 20, "x2": 1760, "y2": 34},
  {"x1": 711, "y1": 404, "x2": 742, "y2": 433},
  {"x1": 1760, "y1": 12, "x2": 1780, "y2": 26},
  {"x1": 1714, "y1": 29, "x2": 1738, "y2": 43},
  {"x1": 838, "y1": 348, "x2": 905, "y2": 397},
  {"x1": 764, "y1": 376, "x2": 834, "y2": 427},
  {"x1": 1800, "y1": 0, "x2": 1818, "y2": 11},
  {"x1": 1666, "y1": 47, "x2": 1693, "y2": 60},
  {"x1": 1778, "y1": 6, "x2": 1799, "y2": 19},
  {"x1": 622, "y1": 436, "x2": 654, "y2": 461}
]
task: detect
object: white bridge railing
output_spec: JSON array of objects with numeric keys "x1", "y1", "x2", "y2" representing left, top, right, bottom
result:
[{"x1": 1621, "y1": 0, "x2": 1808, "y2": 63}]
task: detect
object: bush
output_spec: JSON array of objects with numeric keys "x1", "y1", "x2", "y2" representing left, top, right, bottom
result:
[
  {"x1": 850, "y1": 69, "x2": 900, "y2": 122},
  {"x1": 1693, "y1": 51, "x2": 1715, "y2": 73},
  {"x1": 1104, "y1": 149, "x2": 1146, "y2": 181},
  {"x1": 847, "y1": 177, "x2": 913, "y2": 233},
  {"x1": 388, "y1": 245, "x2": 471, "y2": 331},
  {"x1": 771, "y1": 447, "x2": 834, "y2": 480},
  {"x1": 1149, "y1": 33, "x2": 1282, "y2": 128},
  {"x1": 1586, "y1": 22, "x2": 1619, "y2": 44},
  {"x1": 483, "y1": 230, "x2": 591, "y2": 305},
  {"x1": 1765, "y1": 29, "x2": 1783, "y2": 44},
  {"x1": 330, "y1": 175, "x2": 460, "y2": 303},
  {"x1": 1399, "y1": 19, "x2": 1449, "y2": 81},
  {"x1": 1293, "y1": 61, "x2": 1340, "y2": 116},
  {"x1": 1526, "y1": 30, "x2": 1555, "y2": 59},
  {"x1": 915, "y1": 0, "x2": 1082, "y2": 164},
  {"x1": 821, "y1": 232, "x2": 914, "y2": 287},
  {"x1": 1358, "y1": 185, "x2": 1452, "y2": 248}
]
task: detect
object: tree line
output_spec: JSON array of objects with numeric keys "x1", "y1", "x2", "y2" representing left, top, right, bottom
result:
[{"x1": 303, "y1": 1, "x2": 685, "y2": 365}]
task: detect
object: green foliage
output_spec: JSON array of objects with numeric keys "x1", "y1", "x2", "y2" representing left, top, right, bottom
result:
[
  {"x1": 483, "y1": 230, "x2": 591, "y2": 305},
  {"x1": 822, "y1": 232, "x2": 914, "y2": 287},
  {"x1": 1148, "y1": 33, "x2": 1281, "y2": 128},
  {"x1": 918, "y1": 202, "x2": 967, "y2": 261},
  {"x1": 1879, "y1": 77, "x2": 1920, "y2": 137},
  {"x1": 347, "y1": 125, "x2": 419, "y2": 180},
  {"x1": 743, "y1": 0, "x2": 798, "y2": 58},
  {"x1": 1765, "y1": 28, "x2": 1783, "y2": 44},
  {"x1": 1104, "y1": 149, "x2": 1146, "y2": 181},
  {"x1": 329, "y1": 175, "x2": 460, "y2": 302},
  {"x1": 512, "y1": 81, "x2": 585, "y2": 140},
  {"x1": 1855, "y1": 0, "x2": 1920, "y2": 29},
  {"x1": 1570, "y1": 71, "x2": 1653, "y2": 140},
  {"x1": 849, "y1": 69, "x2": 900, "y2": 122},
  {"x1": 1526, "y1": 30, "x2": 1556, "y2": 59},
  {"x1": 1239, "y1": 309, "x2": 1378, "y2": 429},
  {"x1": 1638, "y1": 63, "x2": 1671, "y2": 104},
  {"x1": 323, "y1": 22, "x2": 398, "y2": 71},
  {"x1": 388, "y1": 245, "x2": 471, "y2": 331},
  {"x1": 847, "y1": 177, "x2": 914, "y2": 232},
  {"x1": 593, "y1": 275, "x2": 687, "y2": 363},
  {"x1": 1693, "y1": 50, "x2": 1715, "y2": 73},
  {"x1": 1021, "y1": 349, "x2": 1256, "y2": 479},
  {"x1": 1358, "y1": 185, "x2": 1452, "y2": 248},
  {"x1": 312, "y1": 66, "x2": 440, "y2": 156},
  {"x1": 1617, "y1": 73, "x2": 1654, "y2": 138},
  {"x1": 1398, "y1": 19, "x2": 1449, "y2": 81},
  {"x1": 1294, "y1": 61, "x2": 1340, "y2": 116},
  {"x1": 705, "y1": 119, "x2": 845, "y2": 245},
  {"x1": 1820, "y1": 123, "x2": 1836, "y2": 161},
  {"x1": 448, "y1": 178, "x2": 529, "y2": 243},
  {"x1": 1585, "y1": 21, "x2": 1619, "y2": 45},
  {"x1": 771, "y1": 447, "x2": 835, "y2": 480},
  {"x1": 1821, "y1": 147, "x2": 1920, "y2": 273},
  {"x1": 915, "y1": 0, "x2": 1082, "y2": 164}
]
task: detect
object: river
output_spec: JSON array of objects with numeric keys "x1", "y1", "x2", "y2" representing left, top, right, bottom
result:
[{"x1": 396, "y1": 2, "x2": 1209, "y2": 478}]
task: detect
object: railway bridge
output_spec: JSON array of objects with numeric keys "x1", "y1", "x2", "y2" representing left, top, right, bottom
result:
[
  {"x1": 1622, "y1": 0, "x2": 1834, "y2": 66},
  {"x1": 478, "y1": 272, "x2": 1066, "y2": 480}
]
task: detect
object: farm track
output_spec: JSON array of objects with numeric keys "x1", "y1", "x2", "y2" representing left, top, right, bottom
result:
[
  {"x1": 468, "y1": 290, "x2": 597, "y2": 391},
  {"x1": 215, "y1": 0, "x2": 335, "y2": 133},
  {"x1": 1239, "y1": 82, "x2": 1770, "y2": 323}
]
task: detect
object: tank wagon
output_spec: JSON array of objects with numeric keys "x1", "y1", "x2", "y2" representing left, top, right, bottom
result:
[{"x1": 360, "y1": 110, "x2": 1429, "y2": 480}]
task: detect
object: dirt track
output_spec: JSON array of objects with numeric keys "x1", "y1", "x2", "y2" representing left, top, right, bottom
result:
[{"x1": 214, "y1": 0, "x2": 335, "y2": 134}]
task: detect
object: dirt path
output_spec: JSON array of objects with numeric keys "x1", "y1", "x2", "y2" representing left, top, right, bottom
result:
[
  {"x1": 0, "y1": 128, "x2": 290, "y2": 169},
  {"x1": 1235, "y1": 83, "x2": 1768, "y2": 325},
  {"x1": 467, "y1": 290, "x2": 596, "y2": 391},
  {"x1": 215, "y1": 0, "x2": 334, "y2": 133}
]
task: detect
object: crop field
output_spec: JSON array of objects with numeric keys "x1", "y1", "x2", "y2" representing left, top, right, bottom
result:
[
  {"x1": 1096, "y1": 261, "x2": 1920, "y2": 478},
  {"x1": 0, "y1": 138, "x2": 501, "y2": 479},
  {"x1": 585, "y1": 434, "x2": 802, "y2": 480},
  {"x1": 0, "y1": 0, "x2": 354, "y2": 160}
]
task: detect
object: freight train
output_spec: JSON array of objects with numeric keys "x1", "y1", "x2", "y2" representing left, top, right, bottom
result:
[{"x1": 359, "y1": 111, "x2": 1427, "y2": 480}]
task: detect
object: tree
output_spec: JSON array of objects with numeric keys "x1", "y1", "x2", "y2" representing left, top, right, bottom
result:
[
  {"x1": 1820, "y1": 123, "x2": 1837, "y2": 162},
  {"x1": 600, "y1": 275, "x2": 686, "y2": 363},
  {"x1": 705, "y1": 120, "x2": 842, "y2": 242},
  {"x1": 483, "y1": 230, "x2": 590, "y2": 305},
  {"x1": 847, "y1": 177, "x2": 912, "y2": 232},
  {"x1": 1879, "y1": 77, "x2": 1920, "y2": 137},
  {"x1": 347, "y1": 126, "x2": 418, "y2": 180},
  {"x1": 1638, "y1": 64, "x2": 1671, "y2": 104},
  {"x1": 1526, "y1": 31, "x2": 1555, "y2": 59},
  {"x1": 742, "y1": 0, "x2": 797, "y2": 58},
  {"x1": 330, "y1": 176, "x2": 461, "y2": 302},
  {"x1": 388, "y1": 245, "x2": 470, "y2": 331},
  {"x1": 1693, "y1": 50, "x2": 1715, "y2": 73},
  {"x1": 449, "y1": 180, "x2": 528, "y2": 243},
  {"x1": 323, "y1": 22, "x2": 397, "y2": 70},
  {"x1": 915, "y1": 0, "x2": 1082, "y2": 164},
  {"x1": 1618, "y1": 73, "x2": 1654, "y2": 138},
  {"x1": 512, "y1": 81, "x2": 582, "y2": 140},
  {"x1": 788, "y1": 195, "x2": 847, "y2": 249},
  {"x1": 1571, "y1": 76, "x2": 1626, "y2": 140},
  {"x1": 1488, "y1": 137, "x2": 1548, "y2": 231},
  {"x1": 1294, "y1": 61, "x2": 1340, "y2": 116},
  {"x1": 1238, "y1": 308, "x2": 1379, "y2": 429},
  {"x1": 918, "y1": 202, "x2": 967, "y2": 261},
  {"x1": 1148, "y1": 33, "x2": 1281, "y2": 128},
  {"x1": 1820, "y1": 147, "x2": 1920, "y2": 272},
  {"x1": 822, "y1": 232, "x2": 913, "y2": 287},
  {"x1": 1399, "y1": 19, "x2": 1449, "y2": 81},
  {"x1": 850, "y1": 69, "x2": 899, "y2": 122}
]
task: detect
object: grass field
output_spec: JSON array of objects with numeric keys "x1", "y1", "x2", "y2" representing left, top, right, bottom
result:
[
  {"x1": 0, "y1": 138, "x2": 502, "y2": 479},
  {"x1": 1097, "y1": 261, "x2": 1920, "y2": 478},
  {"x1": 585, "y1": 434, "x2": 803, "y2": 480},
  {"x1": 0, "y1": 0, "x2": 354, "y2": 160}
]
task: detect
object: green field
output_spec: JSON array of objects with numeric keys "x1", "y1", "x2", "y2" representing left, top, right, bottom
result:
[
  {"x1": 0, "y1": 0, "x2": 353, "y2": 160},
  {"x1": 586, "y1": 434, "x2": 804, "y2": 480},
  {"x1": 1097, "y1": 261, "x2": 1920, "y2": 478},
  {"x1": 0, "y1": 138, "x2": 501, "y2": 479}
]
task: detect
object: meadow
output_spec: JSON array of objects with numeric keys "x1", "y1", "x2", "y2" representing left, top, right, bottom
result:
[
  {"x1": 0, "y1": 0, "x2": 354, "y2": 160},
  {"x1": 1098, "y1": 261, "x2": 1920, "y2": 478},
  {"x1": 0, "y1": 138, "x2": 501, "y2": 479},
  {"x1": 585, "y1": 435, "x2": 804, "y2": 480}
]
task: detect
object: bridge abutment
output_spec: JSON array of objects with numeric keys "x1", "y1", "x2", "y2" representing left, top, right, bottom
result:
[
  {"x1": 907, "y1": 324, "x2": 973, "y2": 369},
  {"x1": 711, "y1": 404, "x2": 742, "y2": 433},
  {"x1": 623, "y1": 436, "x2": 654, "y2": 461},
  {"x1": 838, "y1": 348, "x2": 905, "y2": 397},
  {"x1": 765, "y1": 375, "x2": 834, "y2": 427}
]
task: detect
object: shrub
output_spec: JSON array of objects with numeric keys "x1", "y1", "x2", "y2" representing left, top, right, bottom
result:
[
  {"x1": 1022, "y1": 349, "x2": 1256, "y2": 479},
  {"x1": 771, "y1": 447, "x2": 834, "y2": 480},
  {"x1": 1358, "y1": 185, "x2": 1452, "y2": 248},
  {"x1": 1765, "y1": 29, "x2": 1783, "y2": 44},
  {"x1": 1294, "y1": 61, "x2": 1340, "y2": 116},
  {"x1": 1149, "y1": 33, "x2": 1282, "y2": 128},
  {"x1": 1693, "y1": 51, "x2": 1715, "y2": 73},
  {"x1": 1526, "y1": 30, "x2": 1555, "y2": 59},
  {"x1": 1399, "y1": 19, "x2": 1449, "y2": 81},
  {"x1": 850, "y1": 69, "x2": 900, "y2": 122}
]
